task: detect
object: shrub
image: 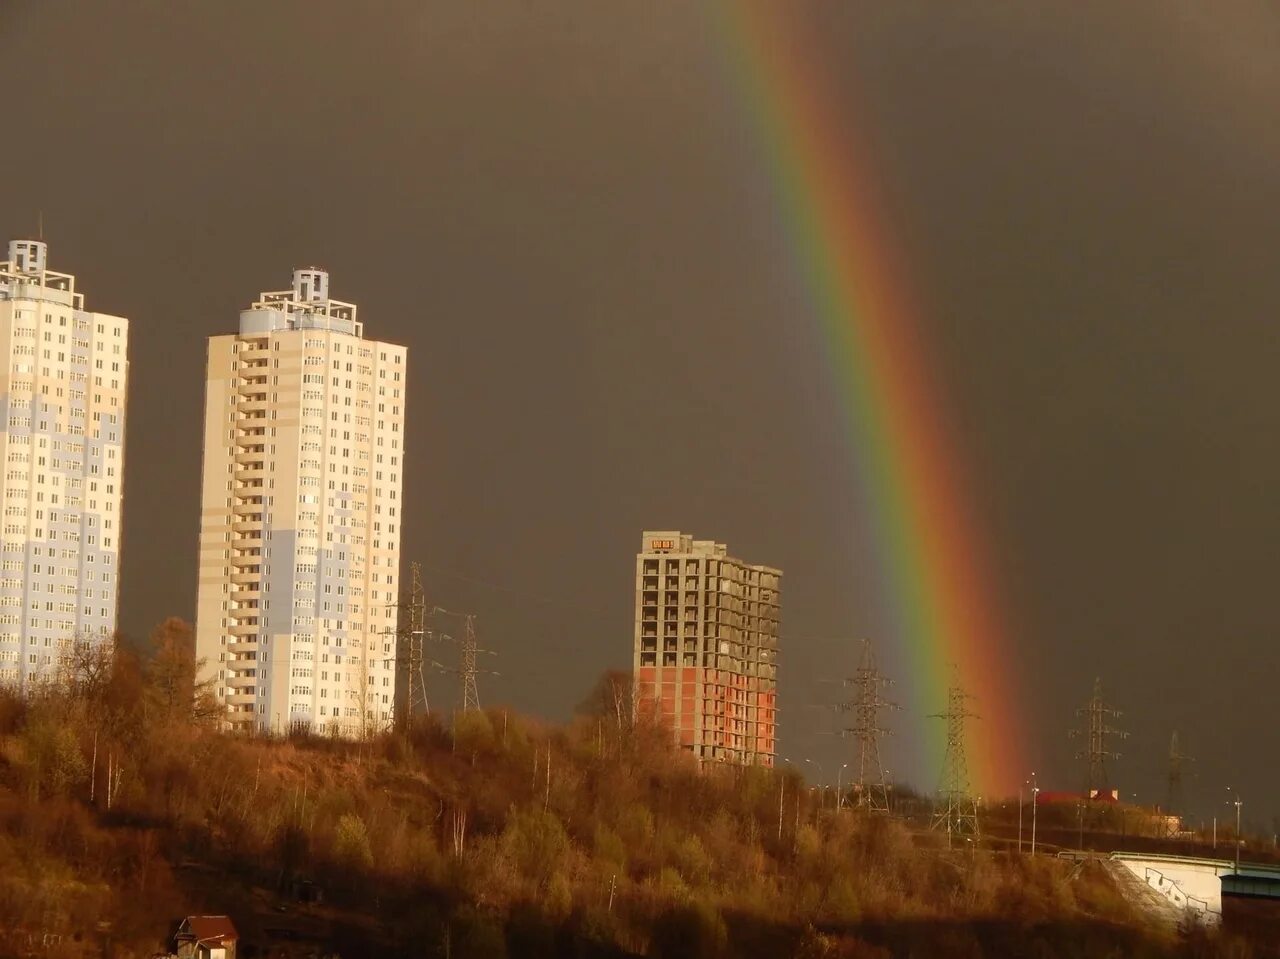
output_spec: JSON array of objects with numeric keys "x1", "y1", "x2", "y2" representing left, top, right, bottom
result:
[
  {"x1": 501, "y1": 807, "x2": 568, "y2": 889},
  {"x1": 333, "y1": 813, "x2": 374, "y2": 869}
]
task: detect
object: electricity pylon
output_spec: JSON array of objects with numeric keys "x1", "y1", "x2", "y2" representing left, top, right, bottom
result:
[
  {"x1": 836, "y1": 639, "x2": 899, "y2": 811},
  {"x1": 1166, "y1": 730, "x2": 1193, "y2": 815},
  {"x1": 460, "y1": 614, "x2": 481, "y2": 712},
  {"x1": 430, "y1": 607, "x2": 497, "y2": 713},
  {"x1": 376, "y1": 562, "x2": 433, "y2": 728},
  {"x1": 930, "y1": 680, "x2": 980, "y2": 842},
  {"x1": 1070, "y1": 677, "x2": 1127, "y2": 794},
  {"x1": 401, "y1": 562, "x2": 429, "y2": 719}
]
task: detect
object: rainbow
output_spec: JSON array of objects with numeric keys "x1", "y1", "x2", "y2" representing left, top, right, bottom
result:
[{"x1": 711, "y1": 2, "x2": 1024, "y2": 795}]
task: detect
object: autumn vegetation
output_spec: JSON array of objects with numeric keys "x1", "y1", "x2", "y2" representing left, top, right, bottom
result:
[{"x1": 0, "y1": 621, "x2": 1260, "y2": 958}]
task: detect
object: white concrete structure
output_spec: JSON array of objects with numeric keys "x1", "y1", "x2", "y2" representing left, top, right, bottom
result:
[
  {"x1": 1110, "y1": 853, "x2": 1280, "y2": 925},
  {"x1": 0, "y1": 240, "x2": 128, "y2": 688},
  {"x1": 194, "y1": 268, "x2": 406, "y2": 736}
]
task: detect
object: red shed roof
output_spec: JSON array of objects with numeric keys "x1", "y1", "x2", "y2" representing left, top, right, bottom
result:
[{"x1": 179, "y1": 916, "x2": 238, "y2": 944}]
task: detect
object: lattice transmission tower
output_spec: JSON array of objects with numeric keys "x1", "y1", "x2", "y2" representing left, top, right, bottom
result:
[
  {"x1": 930, "y1": 680, "x2": 981, "y2": 842},
  {"x1": 376, "y1": 562, "x2": 433, "y2": 728},
  {"x1": 401, "y1": 562, "x2": 429, "y2": 718},
  {"x1": 429, "y1": 607, "x2": 497, "y2": 713},
  {"x1": 1166, "y1": 730, "x2": 1193, "y2": 816},
  {"x1": 1070, "y1": 677, "x2": 1127, "y2": 794},
  {"x1": 460, "y1": 614, "x2": 481, "y2": 712},
  {"x1": 836, "y1": 639, "x2": 899, "y2": 812}
]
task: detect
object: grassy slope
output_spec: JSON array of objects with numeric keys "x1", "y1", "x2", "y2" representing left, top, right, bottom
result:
[{"x1": 0, "y1": 669, "x2": 1257, "y2": 959}]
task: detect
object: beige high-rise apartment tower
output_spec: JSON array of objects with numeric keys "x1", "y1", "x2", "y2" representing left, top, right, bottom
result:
[
  {"x1": 0, "y1": 240, "x2": 128, "y2": 689},
  {"x1": 195, "y1": 268, "x2": 406, "y2": 736},
  {"x1": 634, "y1": 531, "x2": 779, "y2": 766}
]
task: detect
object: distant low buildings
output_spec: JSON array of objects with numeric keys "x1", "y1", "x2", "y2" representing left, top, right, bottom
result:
[
  {"x1": 0, "y1": 239, "x2": 128, "y2": 689},
  {"x1": 633, "y1": 531, "x2": 780, "y2": 766}
]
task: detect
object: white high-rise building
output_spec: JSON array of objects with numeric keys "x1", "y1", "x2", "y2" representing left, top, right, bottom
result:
[
  {"x1": 194, "y1": 268, "x2": 406, "y2": 736},
  {"x1": 0, "y1": 239, "x2": 129, "y2": 688}
]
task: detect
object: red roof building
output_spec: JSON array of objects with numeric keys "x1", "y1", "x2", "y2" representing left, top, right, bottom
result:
[{"x1": 175, "y1": 916, "x2": 238, "y2": 959}]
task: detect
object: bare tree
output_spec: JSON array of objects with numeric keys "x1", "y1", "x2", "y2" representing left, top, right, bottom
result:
[{"x1": 57, "y1": 632, "x2": 115, "y2": 703}]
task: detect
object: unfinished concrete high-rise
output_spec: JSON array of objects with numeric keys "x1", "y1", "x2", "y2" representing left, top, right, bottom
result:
[
  {"x1": 194, "y1": 268, "x2": 406, "y2": 737},
  {"x1": 633, "y1": 531, "x2": 780, "y2": 766}
]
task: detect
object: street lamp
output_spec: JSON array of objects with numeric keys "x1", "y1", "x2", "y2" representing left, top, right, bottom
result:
[
  {"x1": 1228, "y1": 787, "x2": 1243, "y2": 873},
  {"x1": 804, "y1": 758, "x2": 824, "y2": 810},
  {"x1": 1030, "y1": 772, "x2": 1040, "y2": 857},
  {"x1": 836, "y1": 763, "x2": 848, "y2": 810},
  {"x1": 1018, "y1": 779, "x2": 1027, "y2": 854},
  {"x1": 777, "y1": 758, "x2": 792, "y2": 842}
]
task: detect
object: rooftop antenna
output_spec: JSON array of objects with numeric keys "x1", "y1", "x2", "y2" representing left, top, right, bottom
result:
[{"x1": 37, "y1": 211, "x2": 43, "y2": 241}]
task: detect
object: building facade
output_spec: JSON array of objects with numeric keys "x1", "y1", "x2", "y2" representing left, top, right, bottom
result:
[
  {"x1": 0, "y1": 240, "x2": 128, "y2": 688},
  {"x1": 633, "y1": 530, "x2": 779, "y2": 766},
  {"x1": 194, "y1": 268, "x2": 405, "y2": 736}
]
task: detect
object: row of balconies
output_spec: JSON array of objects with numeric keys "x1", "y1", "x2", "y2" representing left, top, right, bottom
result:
[
  {"x1": 644, "y1": 608, "x2": 757, "y2": 626},
  {"x1": 641, "y1": 576, "x2": 707, "y2": 591}
]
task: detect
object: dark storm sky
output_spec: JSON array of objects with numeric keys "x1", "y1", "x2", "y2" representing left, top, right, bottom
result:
[{"x1": 2, "y1": 1, "x2": 1277, "y2": 824}]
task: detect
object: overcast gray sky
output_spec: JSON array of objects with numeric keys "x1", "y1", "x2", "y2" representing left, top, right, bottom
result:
[{"x1": 2, "y1": 1, "x2": 1277, "y2": 824}]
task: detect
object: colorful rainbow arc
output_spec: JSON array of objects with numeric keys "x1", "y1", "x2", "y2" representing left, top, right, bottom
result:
[{"x1": 713, "y1": 2, "x2": 1024, "y2": 795}]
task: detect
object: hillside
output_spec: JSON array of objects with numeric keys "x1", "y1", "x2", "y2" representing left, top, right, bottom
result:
[{"x1": 0, "y1": 623, "x2": 1257, "y2": 958}]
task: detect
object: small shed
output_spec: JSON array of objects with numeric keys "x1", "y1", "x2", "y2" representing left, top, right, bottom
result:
[{"x1": 175, "y1": 916, "x2": 238, "y2": 959}]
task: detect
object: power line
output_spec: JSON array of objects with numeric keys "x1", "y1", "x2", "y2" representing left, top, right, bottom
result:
[{"x1": 418, "y1": 563, "x2": 615, "y2": 620}]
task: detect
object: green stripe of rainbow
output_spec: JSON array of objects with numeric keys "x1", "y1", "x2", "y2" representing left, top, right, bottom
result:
[{"x1": 712, "y1": 2, "x2": 1024, "y2": 794}]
